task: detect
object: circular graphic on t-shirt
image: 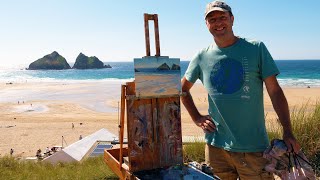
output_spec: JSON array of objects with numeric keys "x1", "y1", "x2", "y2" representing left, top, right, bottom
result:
[{"x1": 210, "y1": 58, "x2": 244, "y2": 94}]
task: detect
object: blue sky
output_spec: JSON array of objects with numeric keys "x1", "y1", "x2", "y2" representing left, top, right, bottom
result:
[{"x1": 0, "y1": 0, "x2": 319, "y2": 67}]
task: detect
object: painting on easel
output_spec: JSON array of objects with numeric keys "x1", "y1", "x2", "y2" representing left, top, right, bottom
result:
[{"x1": 134, "y1": 56, "x2": 181, "y2": 98}]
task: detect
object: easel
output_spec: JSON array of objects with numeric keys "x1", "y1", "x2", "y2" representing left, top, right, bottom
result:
[
  {"x1": 104, "y1": 13, "x2": 219, "y2": 180},
  {"x1": 104, "y1": 13, "x2": 183, "y2": 179}
]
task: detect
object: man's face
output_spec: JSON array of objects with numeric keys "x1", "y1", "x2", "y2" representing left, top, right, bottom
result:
[{"x1": 205, "y1": 11, "x2": 234, "y2": 38}]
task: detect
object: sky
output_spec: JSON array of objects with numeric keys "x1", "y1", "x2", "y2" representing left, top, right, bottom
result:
[{"x1": 0, "y1": 0, "x2": 319, "y2": 67}]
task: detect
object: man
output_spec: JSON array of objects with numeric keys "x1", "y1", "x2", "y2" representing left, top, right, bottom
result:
[
  {"x1": 181, "y1": 1, "x2": 300, "y2": 179},
  {"x1": 46, "y1": 147, "x2": 50, "y2": 155}
]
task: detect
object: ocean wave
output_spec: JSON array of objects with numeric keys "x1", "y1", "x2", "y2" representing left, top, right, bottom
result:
[
  {"x1": 2, "y1": 76, "x2": 320, "y2": 87},
  {"x1": 193, "y1": 78, "x2": 320, "y2": 87},
  {"x1": 0, "y1": 75, "x2": 134, "y2": 83},
  {"x1": 278, "y1": 78, "x2": 320, "y2": 87}
]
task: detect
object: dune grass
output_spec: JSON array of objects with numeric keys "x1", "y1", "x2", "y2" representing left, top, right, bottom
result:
[
  {"x1": 267, "y1": 101, "x2": 320, "y2": 175},
  {"x1": 0, "y1": 155, "x2": 118, "y2": 180},
  {"x1": 183, "y1": 141, "x2": 206, "y2": 163}
]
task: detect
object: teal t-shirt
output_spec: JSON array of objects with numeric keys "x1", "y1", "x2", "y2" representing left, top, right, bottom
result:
[{"x1": 185, "y1": 38, "x2": 279, "y2": 152}]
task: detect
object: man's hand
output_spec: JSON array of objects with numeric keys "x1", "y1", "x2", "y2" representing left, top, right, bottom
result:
[
  {"x1": 181, "y1": 77, "x2": 216, "y2": 134},
  {"x1": 196, "y1": 115, "x2": 216, "y2": 133},
  {"x1": 283, "y1": 131, "x2": 301, "y2": 153},
  {"x1": 265, "y1": 76, "x2": 301, "y2": 153}
]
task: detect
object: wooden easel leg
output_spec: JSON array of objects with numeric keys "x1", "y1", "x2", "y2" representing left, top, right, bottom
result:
[{"x1": 119, "y1": 84, "x2": 126, "y2": 169}]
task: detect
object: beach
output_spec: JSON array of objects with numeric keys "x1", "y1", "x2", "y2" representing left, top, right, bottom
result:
[{"x1": 0, "y1": 81, "x2": 319, "y2": 157}]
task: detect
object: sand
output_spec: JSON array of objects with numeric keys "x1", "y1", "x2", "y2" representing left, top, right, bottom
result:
[{"x1": 0, "y1": 81, "x2": 319, "y2": 157}]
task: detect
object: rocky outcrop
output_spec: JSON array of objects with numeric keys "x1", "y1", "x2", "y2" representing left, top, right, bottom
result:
[
  {"x1": 72, "y1": 53, "x2": 112, "y2": 69},
  {"x1": 156, "y1": 63, "x2": 180, "y2": 70},
  {"x1": 104, "y1": 64, "x2": 112, "y2": 68},
  {"x1": 171, "y1": 63, "x2": 180, "y2": 70},
  {"x1": 157, "y1": 63, "x2": 170, "y2": 70},
  {"x1": 28, "y1": 51, "x2": 71, "y2": 70}
]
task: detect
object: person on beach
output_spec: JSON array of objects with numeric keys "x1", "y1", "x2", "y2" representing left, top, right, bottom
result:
[
  {"x1": 36, "y1": 148, "x2": 42, "y2": 158},
  {"x1": 72, "y1": 123, "x2": 74, "y2": 129},
  {"x1": 45, "y1": 147, "x2": 50, "y2": 156},
  {"x1": 181, "y1": 1, "x2": 300, "y2": 179},
  {"x1": 10, "y1": 148, "x2": 14, "y2": 156}
]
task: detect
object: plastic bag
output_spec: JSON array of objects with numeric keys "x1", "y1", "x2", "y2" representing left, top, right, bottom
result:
[{"x1": 263, "y1": 139, "x2": 316, "y2": 180}]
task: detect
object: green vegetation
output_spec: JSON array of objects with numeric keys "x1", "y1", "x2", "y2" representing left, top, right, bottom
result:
[
  {"x1": 0, "y1": 156, "x2": 118, "y2": 180},
  {"x1": 183, "y1": 140, "x2": 206, "y2": 163}
]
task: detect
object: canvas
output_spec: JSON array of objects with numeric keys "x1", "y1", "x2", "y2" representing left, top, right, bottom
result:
[{"x1": 134, "y1": 56, "x2": 181, "y2": 98}]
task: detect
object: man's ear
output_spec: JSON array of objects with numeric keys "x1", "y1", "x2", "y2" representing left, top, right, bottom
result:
[
  {"x1": 231, "y1": 16, "x2": 234, "y2": 26},
  {"x1": 205, "y1": 19, "x2": 209, "y2": 27}
]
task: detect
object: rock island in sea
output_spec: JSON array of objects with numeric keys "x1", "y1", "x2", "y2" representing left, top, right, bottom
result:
[
  {"x1": 73, "y1": 53, "x2": 111, "y2": 69},
  {"x1": 28, "y1": 51, "x2": 71, "y2": 70},
  {"x1": 27, "y1": 51, "x2": 112, "y2": 70}
]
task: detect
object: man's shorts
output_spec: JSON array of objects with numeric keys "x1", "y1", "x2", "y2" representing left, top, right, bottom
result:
[{"x1": 205, "y1": 144, "x2": 274, "y2": 180}]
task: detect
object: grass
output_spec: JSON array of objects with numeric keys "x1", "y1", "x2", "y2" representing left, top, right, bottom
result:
[
  {"x1": 183, "y1": 141, "x2": 206, "y2": 163},
  {"x1": 0, "y1": 155, "x2": 118, "y2": 180}
]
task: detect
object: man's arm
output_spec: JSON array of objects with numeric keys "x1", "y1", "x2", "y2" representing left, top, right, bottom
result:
[
  {"x1": 181, "y1": 77, "x2": 215, "y2": 133},
  {"x1": 264, "y1": 75, "x2": 301, "y2": 152}
]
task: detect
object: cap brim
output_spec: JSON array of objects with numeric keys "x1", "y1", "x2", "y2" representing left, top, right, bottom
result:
[{"x1": 205, "y1": 7, "x2": 228, "y2": 19}]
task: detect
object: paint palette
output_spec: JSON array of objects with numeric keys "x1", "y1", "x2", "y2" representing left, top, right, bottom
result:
[{"x1": 133, "y1": 165, "x2": 217, "y2": 180}]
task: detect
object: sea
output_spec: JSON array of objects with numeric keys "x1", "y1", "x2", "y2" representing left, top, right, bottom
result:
[{"x1": 1, "y1": 60, "x2": 320, "y2": 87}]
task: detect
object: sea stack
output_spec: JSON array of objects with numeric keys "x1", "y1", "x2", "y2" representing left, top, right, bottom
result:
[
  {"x1": 72, "y1": 53, "x2": 112, "y2": 69},
  {"x1": 157, "y1": 63, "x2": 170, "y2": 70},
  {"x1": 28, "y1": 51, "x2": 71, "y2": 70}
]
